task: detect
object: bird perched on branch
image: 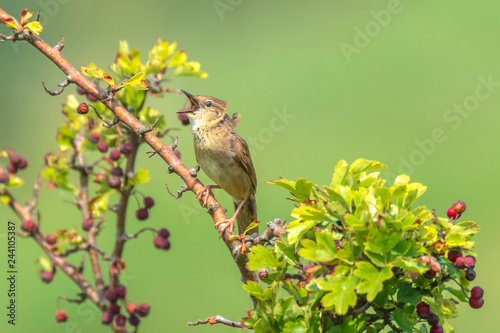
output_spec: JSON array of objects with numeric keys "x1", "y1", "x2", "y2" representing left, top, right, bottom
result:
[{"x1": 178, "y1": 90, "x2": 258, "y2": 237}]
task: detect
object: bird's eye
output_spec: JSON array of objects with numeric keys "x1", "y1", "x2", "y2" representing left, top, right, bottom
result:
[{"x1": 206, "y1": 101, "x2": 212, "y2": 107}]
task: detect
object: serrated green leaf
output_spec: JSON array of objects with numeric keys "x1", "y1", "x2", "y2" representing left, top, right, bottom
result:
[
  {"x1": 344, "y1": 214, "x2": 367, "y2": 231},
  {"x1": 319, "y1": 275, "x2": 358, "y2": 315},
  {"x1": 354, "y1": 262, "x2": 393, "y2": 301},
  {"x1": 121, "y1": 71, "x2": 148, "y2": 90},
  {"x1": 247, "y1": 245, "x2": 280, "y2": 270},
  {"x1": 397, "y1": 283, "x2": 420, "y2": 304},
  {"x1": 243, "y1": 281, "x2": 264, "y2": 299},
  {"x1": 298, "y1": 231, "x2": 336, "y2": 262},
  {"x1": 286, "y1": 219, "x2": 318, "y2": 244}
]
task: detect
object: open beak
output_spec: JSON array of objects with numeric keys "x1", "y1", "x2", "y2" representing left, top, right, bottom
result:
[{"x1": 178, "y1": 90, "x2": 199, "y2": 113}]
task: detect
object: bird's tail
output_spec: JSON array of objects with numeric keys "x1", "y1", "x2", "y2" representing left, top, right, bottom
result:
[{"x1": 235, "y1": 194, "x2": 258, "y2": 235}]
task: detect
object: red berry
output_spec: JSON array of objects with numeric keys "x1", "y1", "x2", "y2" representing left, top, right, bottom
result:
[
  {"x1": 447, "y1": 250, "x2": 462, "y2": 263},
  {"x1": 464, "y1": 255, "x2": 476, "y2": 268},
  {"x1": 82, "y1": 218, "x2": 94, "y2": 231},
  {"x1": 158, "y1": 228, "x2": 169, "y2": 239},
  {"x1": 430, "y1": 324, "x2": 443, "y2": 333},
  {"x1": 115, "y1": 314, "x2": 126, "y2": 327},
  {"x1": 137, "y1": 303, "x2": 150, "y2": 317},
  {"x1": 451, "y1": 201, "x2": 466, "y2": 214},
  {"x1": 136, "y1": 208, "x2": 149, "y2": 221},
  {"x1": 45, "y1": 233, "x2": 58, "y2": 245},
  {"x1": 109, "y1": 303, "x2": 120, "y2": 315},
  {"x1": 97, "y1": 141, "x2": 109, "y2": 153},
  {"x1": 107, "y1": 176, "x2": 121, "y2": 189},
  {"x1": 77, "y1": 103, "x2": 89, "y2": 114},
  {"x1": 427, "y1": 313, "x2": 439, "y2": 326},
  {"x1": 258, "y1": 268, "x2": 269, "y2": 280},
  {"x1": 87, "y1": 93, "x2": 98, "y2": 102},
  {"x1": 101, "y1": 312, "x2": 113, "y2": 325},
  {"x1": 21, "y1": 219, "x2": 36, "y2": 233},
  {"x1": 471, "y1": 286, "x2": 484, "y2": 299},
  {"x1": 126, "y1": 303, "x2": 137, "y2": 314},
  {"x1": 55, "y1": 310, "x2": 68, "y2": 323},
  {"x1": 416, "y1": 302, "x2": 433, "y2": 317},
  {"x1": 423, "y1": 269, "x2": 436, "y2": 280},
  {"x1": 153, "y1": 236, "x2": 170, "y2": 250},
  {"x1": 465, "y1": 268, "x2": 476, "y2": 281},
  {"x1": 7, "y1": 162, "x2": 18, "y2": 174},
  {"x1": 469, "y1": 297, "x2": 484, "y2": 309},
  {"x1": 120, "y1": 142, "x2": 132, "y2": 155},
  {"x1": 177, "y1": 112, "x2": 190, "y2": 125},
  {"x1": 76, "y1": 86, "x2": 86, "y2": 95},
  {"x1": 144, "y1": 196, "x2": 155, "y2": 209},
  {"x1": 9, "y1": 153, "x2": 22, "y2": 165},
  {"x1": 173, "y1": 149, "x2": 181, "y2": 159},
  {"x1": 447, "y1": 207, "x2": 459, "y2": 219},
  {"x1": 0, "y1": 173, "x2": 10, "y2": 184},
  {"x1": 41, "y1": 270, "x2": 54, "y2": 283},
  {"x1": 89, "y1": 132, "x2": 100, "y2": 143},
  {"x1": 111, "y1": 167, "x2": 123, "y2": 177},
  {"x1": 18, "y1": 157, "x2": 28, "y2": 169},
  {"x1": 115, "y1": 285, "x2": 127, "y2": 299},
  {"x1": 129, "y1": 314, "x2": 140, "y2": 326},
  {"x1": 455, "y1": 256, "x2": 466, "y2": 269},
  {"x1": 105, "y1": 289, "x2": 117, "y2": 302},
  {"x1": 109, "y1": 149, "x2": 121, "y2": 161}
]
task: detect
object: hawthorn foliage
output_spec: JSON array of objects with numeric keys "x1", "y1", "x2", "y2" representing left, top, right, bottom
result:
[{"x1": 242, "y1": 159, "x2": 482, "y2": 333}]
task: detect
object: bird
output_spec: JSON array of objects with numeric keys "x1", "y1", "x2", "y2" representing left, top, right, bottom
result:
[{"x1": 178, "y1": 90, "x2": 258, "y2": 237}]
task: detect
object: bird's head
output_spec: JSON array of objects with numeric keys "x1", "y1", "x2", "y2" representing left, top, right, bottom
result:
[{"x1": 178, "y1": 90, "x2": 229, "y2": 128}]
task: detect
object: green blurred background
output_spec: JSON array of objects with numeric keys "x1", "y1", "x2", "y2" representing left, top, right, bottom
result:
[{"x1": 0, "y1": 0, "x2": 498, "y2": 332}]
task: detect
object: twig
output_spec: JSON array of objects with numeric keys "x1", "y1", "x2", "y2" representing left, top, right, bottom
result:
[
  {"x1": 187, "y1": 315, "x2": 243, "y2": 328},
  {"x1": 125, "y1": 227, "x2": 157, "y2": 240},
  {"x1": 165, "y1": 183, "x2": 188, "y2": 199},
  {"x1": 42, "y1": 78, "x2": 70, "y2": 96}
]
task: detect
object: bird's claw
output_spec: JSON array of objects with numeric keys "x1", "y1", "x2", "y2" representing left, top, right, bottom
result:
[{"x1": 195, "y1": 185, "x2": 220, "y2": 207}]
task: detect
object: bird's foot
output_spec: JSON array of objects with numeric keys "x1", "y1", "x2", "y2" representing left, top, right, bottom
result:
[
  {"x1": 215, "y1": 198, "x2": 246, "y2": 238},
  {"x1": 214, "y1": 216, "x2": 236, "y2": 238},
  {"x1": 195, "y1": 185, "x2": 220, "y2": 207}
]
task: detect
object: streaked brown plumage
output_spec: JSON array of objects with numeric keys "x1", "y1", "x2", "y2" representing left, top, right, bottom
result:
[{"x1": 179, "y1": 90, "x2": 258, "y2": 236}]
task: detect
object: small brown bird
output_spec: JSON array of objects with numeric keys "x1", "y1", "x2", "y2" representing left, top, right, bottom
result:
[{"x1": 178, "y1": 90, "x2": 258, "y2": 236}]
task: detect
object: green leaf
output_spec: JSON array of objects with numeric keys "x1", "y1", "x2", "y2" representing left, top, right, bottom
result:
[
  {"x1": 344, "y1": 214, "x2": 367, "y2": 231},
  {"x1": 286, "y1": 219, "x2": 318, "y2": 244},
  {"x1": 393, "y1": 305, "x2": 415, "y2": 332},
  {"x1": 276, "y1": 240, "x2": 299, "y2": 265},
  {"x1": 247, "y1": 245, "x2": 280, "y2": 270},
  {"x1": 80, "y1": 65, "x2": 115, "y2": 86},
  {"x1": 298, "y1": 231, "x2": 336, "y2": 262},
  {"x1": 445, "y1": 225, "x2": 467, "y2": 247},
  {"x1": 129, "y1": 169, "x2": 150, "y2": 185},
  {"x1": 397, "y1": 283, "x2": 420, "y2": 305},
  {"x1": 120, "y1": 71, "x2": 148, "y2": 90},
  {"x1": 243, "y1": 281, "x2": 264, "y2": 299},
  {"x1": 350, "y1": 159, "x2": 386, "y2": 178},
  {"x1": 270, "y1": 178, "x2": 313, "y2": 201},
  {"x1": 319, "y1": 275, "x2": 358, "y2": 315},
  {"x1": 354, "y1": 262, "x2": 393, "y2": 302}
]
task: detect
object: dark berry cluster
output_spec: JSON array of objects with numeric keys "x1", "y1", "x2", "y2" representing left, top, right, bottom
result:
[
  {"x1": 154, "y1": 228, "x2": 171, "y2": 250},
  {"x1": 136, "y1": 196, "x2": 155, "y2": 221},
  {"x1": 1, "y1": 151, "x2": 28, "y2": 181},
  {"x1": 416, "y1": 302, "x2": 442, "y2": 333}
]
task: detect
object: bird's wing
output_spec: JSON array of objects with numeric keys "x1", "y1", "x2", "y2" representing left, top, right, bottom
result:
[{"x1": 232, "y1": 134, "x2": 257, "y2": 192}]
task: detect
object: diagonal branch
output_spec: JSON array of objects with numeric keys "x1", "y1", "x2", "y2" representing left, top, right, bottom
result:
[
  {"x1": 0, "y1": 11, "x2": 259, "y2": 291},
  {"x1": 0, "y1": 187, "x2": 104, "y2": 310}
]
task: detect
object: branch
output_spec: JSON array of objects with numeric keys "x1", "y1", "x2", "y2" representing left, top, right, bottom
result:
[
  {"x1": 0, "y1": 187, "x2": 104, "y2": 310},
  {"x1": 0, "y1": 16, "x2": 259, "y2": 290},
  {"x1": 73, "y1": 129, "x2": 106, "y2": 297},
  {"x1": 187, "y1": 315, "x2": 243, "y2": 328},
  {"x1": 108, "y1": 131, "x2": 141, "y2": 289}
]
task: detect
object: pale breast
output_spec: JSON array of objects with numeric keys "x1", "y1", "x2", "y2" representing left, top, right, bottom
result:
[{"x1": 194, "y1": 132, "x2": 253, "y2": 200}]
